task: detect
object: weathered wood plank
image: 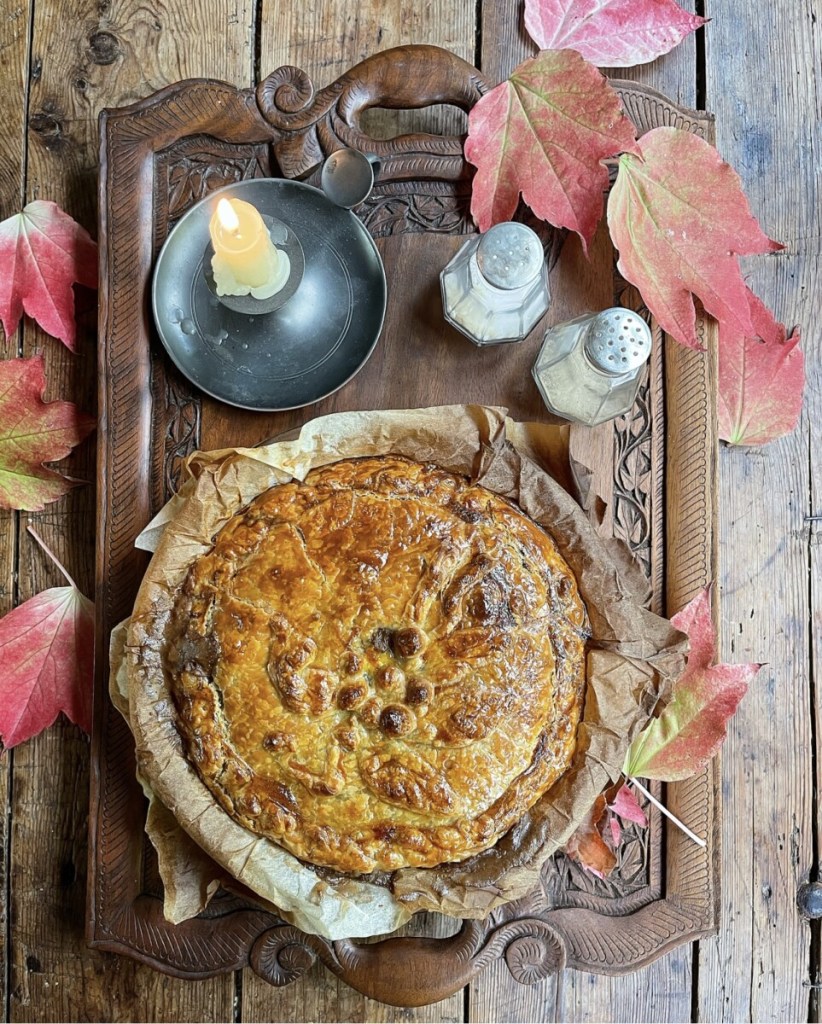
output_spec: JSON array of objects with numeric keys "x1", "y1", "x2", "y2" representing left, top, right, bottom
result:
[
  {"x1": 696, "y1": 1, "x2": 818, "y2": 1020},
  {"x1": 469, "y1": 958, "x2": 560, "y2": 1024},
  {"x1": 0, "y1": 2, "x2": 34, "y2": 1017},
  {"x1": 7, "y1": 0, "x2": 253, "y2": 1020},
  {"x1": 563, "y1": 953, "x2": 693, "y2": 1024},
  {"x1": 697, "y1": 296, "x2": 814, "y2": 1023},
  {"x1": 0, "y1": 0, "x2": 30, "y2": 219},
  {"x1": 812, "y1": 252, "x2": 821, "y2": 1017}
]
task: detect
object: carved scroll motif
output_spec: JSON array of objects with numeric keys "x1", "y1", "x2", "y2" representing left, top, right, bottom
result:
[
  {"x1": 500, "y1": 923, "x2": 567, "y2": 983},
  {"x1": 249, "y1": 915, "x2": 568, "y2": 998},
  {"x1": 609, "y1": 264, "x2": 666, "y2": 606},
  {"x1": 256, "y1": 47, "x2": 490, "y2": 181},
  {"x1": 612, "y1": 382, "x2": 654, "y2": 580},
  {"x1": 251, "y1": 926, "x2": 339, "y2": 986}
]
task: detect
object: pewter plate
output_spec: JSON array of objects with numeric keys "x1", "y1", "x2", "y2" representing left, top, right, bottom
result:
[{"x1": 151, "y1": 178, "x2": 387, "y2": 411}]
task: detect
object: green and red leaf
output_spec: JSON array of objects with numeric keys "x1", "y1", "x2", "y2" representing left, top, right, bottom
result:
[
  {"x1": 607, "y1": 127, "x2": 782, "y2": 349},
  {"x1": 623, "y1": 587, "x2": 760, "y2": 781},
  {"x1": 466, "y1": 49, "x2": 638, "y2": 251},
  {"x1": 0, "y1": 355, "x2": 95, "y2": 511}
]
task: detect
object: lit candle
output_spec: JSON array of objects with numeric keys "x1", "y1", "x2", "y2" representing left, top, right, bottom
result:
[{"x1": 209, "y1": 198, "x2": 290, "y2": 299}]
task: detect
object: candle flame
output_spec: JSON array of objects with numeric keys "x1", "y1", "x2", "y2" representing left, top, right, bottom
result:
[{"x1": 216, "y1": 198, "x2": 241, "y2": 234}]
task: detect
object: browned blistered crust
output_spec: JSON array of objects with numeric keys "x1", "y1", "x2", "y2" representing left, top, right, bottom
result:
[{"x1": 165, "y1": 456, "x2": 588, "y2": 874}]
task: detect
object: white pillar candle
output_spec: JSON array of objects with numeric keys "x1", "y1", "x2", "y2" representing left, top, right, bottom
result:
[{"x1": 209, "y1": 198, "x2": 290, "y2": 299}]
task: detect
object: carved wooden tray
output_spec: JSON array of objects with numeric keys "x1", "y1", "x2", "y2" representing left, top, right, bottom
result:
[{"x1": 89, "y1": 45, "x2": 719, "y2": 1007}]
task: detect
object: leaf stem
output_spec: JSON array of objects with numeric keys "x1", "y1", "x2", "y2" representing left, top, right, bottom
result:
[
  {"x1": 627, "y1": 776, "x2": 707, "y2": 849},
  {"x1": 26, "y1": 524, "x2": 79, "y2": 591}
]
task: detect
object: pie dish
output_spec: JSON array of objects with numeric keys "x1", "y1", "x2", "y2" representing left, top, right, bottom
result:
[{"x1": 164, "y1": 454, "x2": 588, "y2": 875}]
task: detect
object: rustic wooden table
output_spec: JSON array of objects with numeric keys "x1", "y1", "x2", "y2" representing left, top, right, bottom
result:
[{"x1": 0, "y1": 1, "x2": 818, "y2": 1021}]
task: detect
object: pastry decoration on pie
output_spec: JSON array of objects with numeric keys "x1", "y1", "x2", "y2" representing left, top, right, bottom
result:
[{"x1": 165, "y1": 456, "x2": 588, "y2": 874}]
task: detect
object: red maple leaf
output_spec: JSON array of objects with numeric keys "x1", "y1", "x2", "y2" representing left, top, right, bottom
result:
[
  {"x1": 718, "y1": 286, "x2": 804, "y2": 446},
  {"x1": 465, "y1": 49, "x2": 638, "y2": 251},
  {"x1": 0, "y1": 200, "x2": 97, "y2": 350},
  {"x1": 524, "y1": 0, "x2": 706, "y2": 67},
  {"x1": 623, "y1": 587, "x2": 761, "y2": 781},
  {"x1": 0, "y1": 529, "x2": 94, "y2": 749},
  {"x1": 607, "y1": 127, "x2": 783, "y2": 349},
  {"x1": 0, "y1": 355, "x2": 95, "y2": 511}
]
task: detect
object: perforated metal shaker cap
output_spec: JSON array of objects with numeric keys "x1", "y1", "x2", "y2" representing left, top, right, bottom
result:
[
  {"x1": 476, "y1": 222, "x2": 544, "y2": 289},
  {"x1": 584, "y1": 307, "x2": 652, "y2": 374}
]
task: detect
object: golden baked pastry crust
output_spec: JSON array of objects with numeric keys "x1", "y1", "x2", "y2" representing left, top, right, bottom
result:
[{"x1": 165, "y1": 455, "x2": 588, "y2": 874}]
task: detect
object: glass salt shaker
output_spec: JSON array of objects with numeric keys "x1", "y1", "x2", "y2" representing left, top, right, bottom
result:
[
  {"x1": 440, "y1": 222, "x2": 551, "y2": 346},
  {"x1": 532, "y1": 308, "x2": 652, "y2": 426}
]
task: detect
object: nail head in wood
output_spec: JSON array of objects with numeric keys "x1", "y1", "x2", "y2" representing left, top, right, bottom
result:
[{"x1": 796, "y1": 882, "x2": 822, "y2": 918}]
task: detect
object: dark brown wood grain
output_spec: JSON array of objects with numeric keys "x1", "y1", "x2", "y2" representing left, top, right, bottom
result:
[
  {"x1": 0, "y1": 4, "x2": 30, "y2": 1012},
  {"x1": 6, "y1": 0, "x2": 99, "y2": 1014},
  {"x1": 89, "y1": 45, "x2": 718, "y2": 1010}
]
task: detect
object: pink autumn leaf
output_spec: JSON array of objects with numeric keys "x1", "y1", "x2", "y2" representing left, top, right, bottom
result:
[
  {"x1": 623, "y1": 587, "x2": 761, "y2": 781},
  {"x1": 718, "y1": 286, "x2": 804, "y2": 446},
  {"x1": 609, "y1": 782, "x2": 648, "y2": 826},
  {"x1": 0, "y1": 200, "x2": 98, "y2": 350},
  {"x1": 524, "y1": 0, "x2": 706, "y2": 67},
  {"x1": 0, "y1": 356, "x2": 95, "y2": 511},
  {"x1": 607, "y1": 127, "x2": 783, "y2": 349},
  {"x1": 465, "y1": 49, "x2": 638, "y2": 251},
  {"x1": 603, "y1": 783, "x2": 647, "y2": 852},
  {"x1": 0, "y1": 530, "x2": 94, "y2": 749},
  {"x1": 609, "y1": 815, "x2": 621, "y2": 847}
]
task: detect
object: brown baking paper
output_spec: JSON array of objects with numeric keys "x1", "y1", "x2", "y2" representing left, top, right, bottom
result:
[{"x1": 112, "y1": 404, "x2": 684, "y2": 939}]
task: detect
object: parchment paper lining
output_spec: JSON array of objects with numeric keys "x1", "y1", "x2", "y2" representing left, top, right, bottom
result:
[{"x1": 112, "y1": 404, "x2": 684, "y2": 939}]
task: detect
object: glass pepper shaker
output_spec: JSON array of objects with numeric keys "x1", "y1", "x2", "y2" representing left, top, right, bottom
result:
[
  {"x1": 440, "y1": 222, "x2": 551, "y2": 346},
  {"x1": 532, "y1": 308, "x2": 652, "y2": 426}
]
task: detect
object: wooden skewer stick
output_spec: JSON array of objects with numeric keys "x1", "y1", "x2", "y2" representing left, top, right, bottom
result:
[{"x1": 627, "y1": 776, "x2": 708, "y2": 849}]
